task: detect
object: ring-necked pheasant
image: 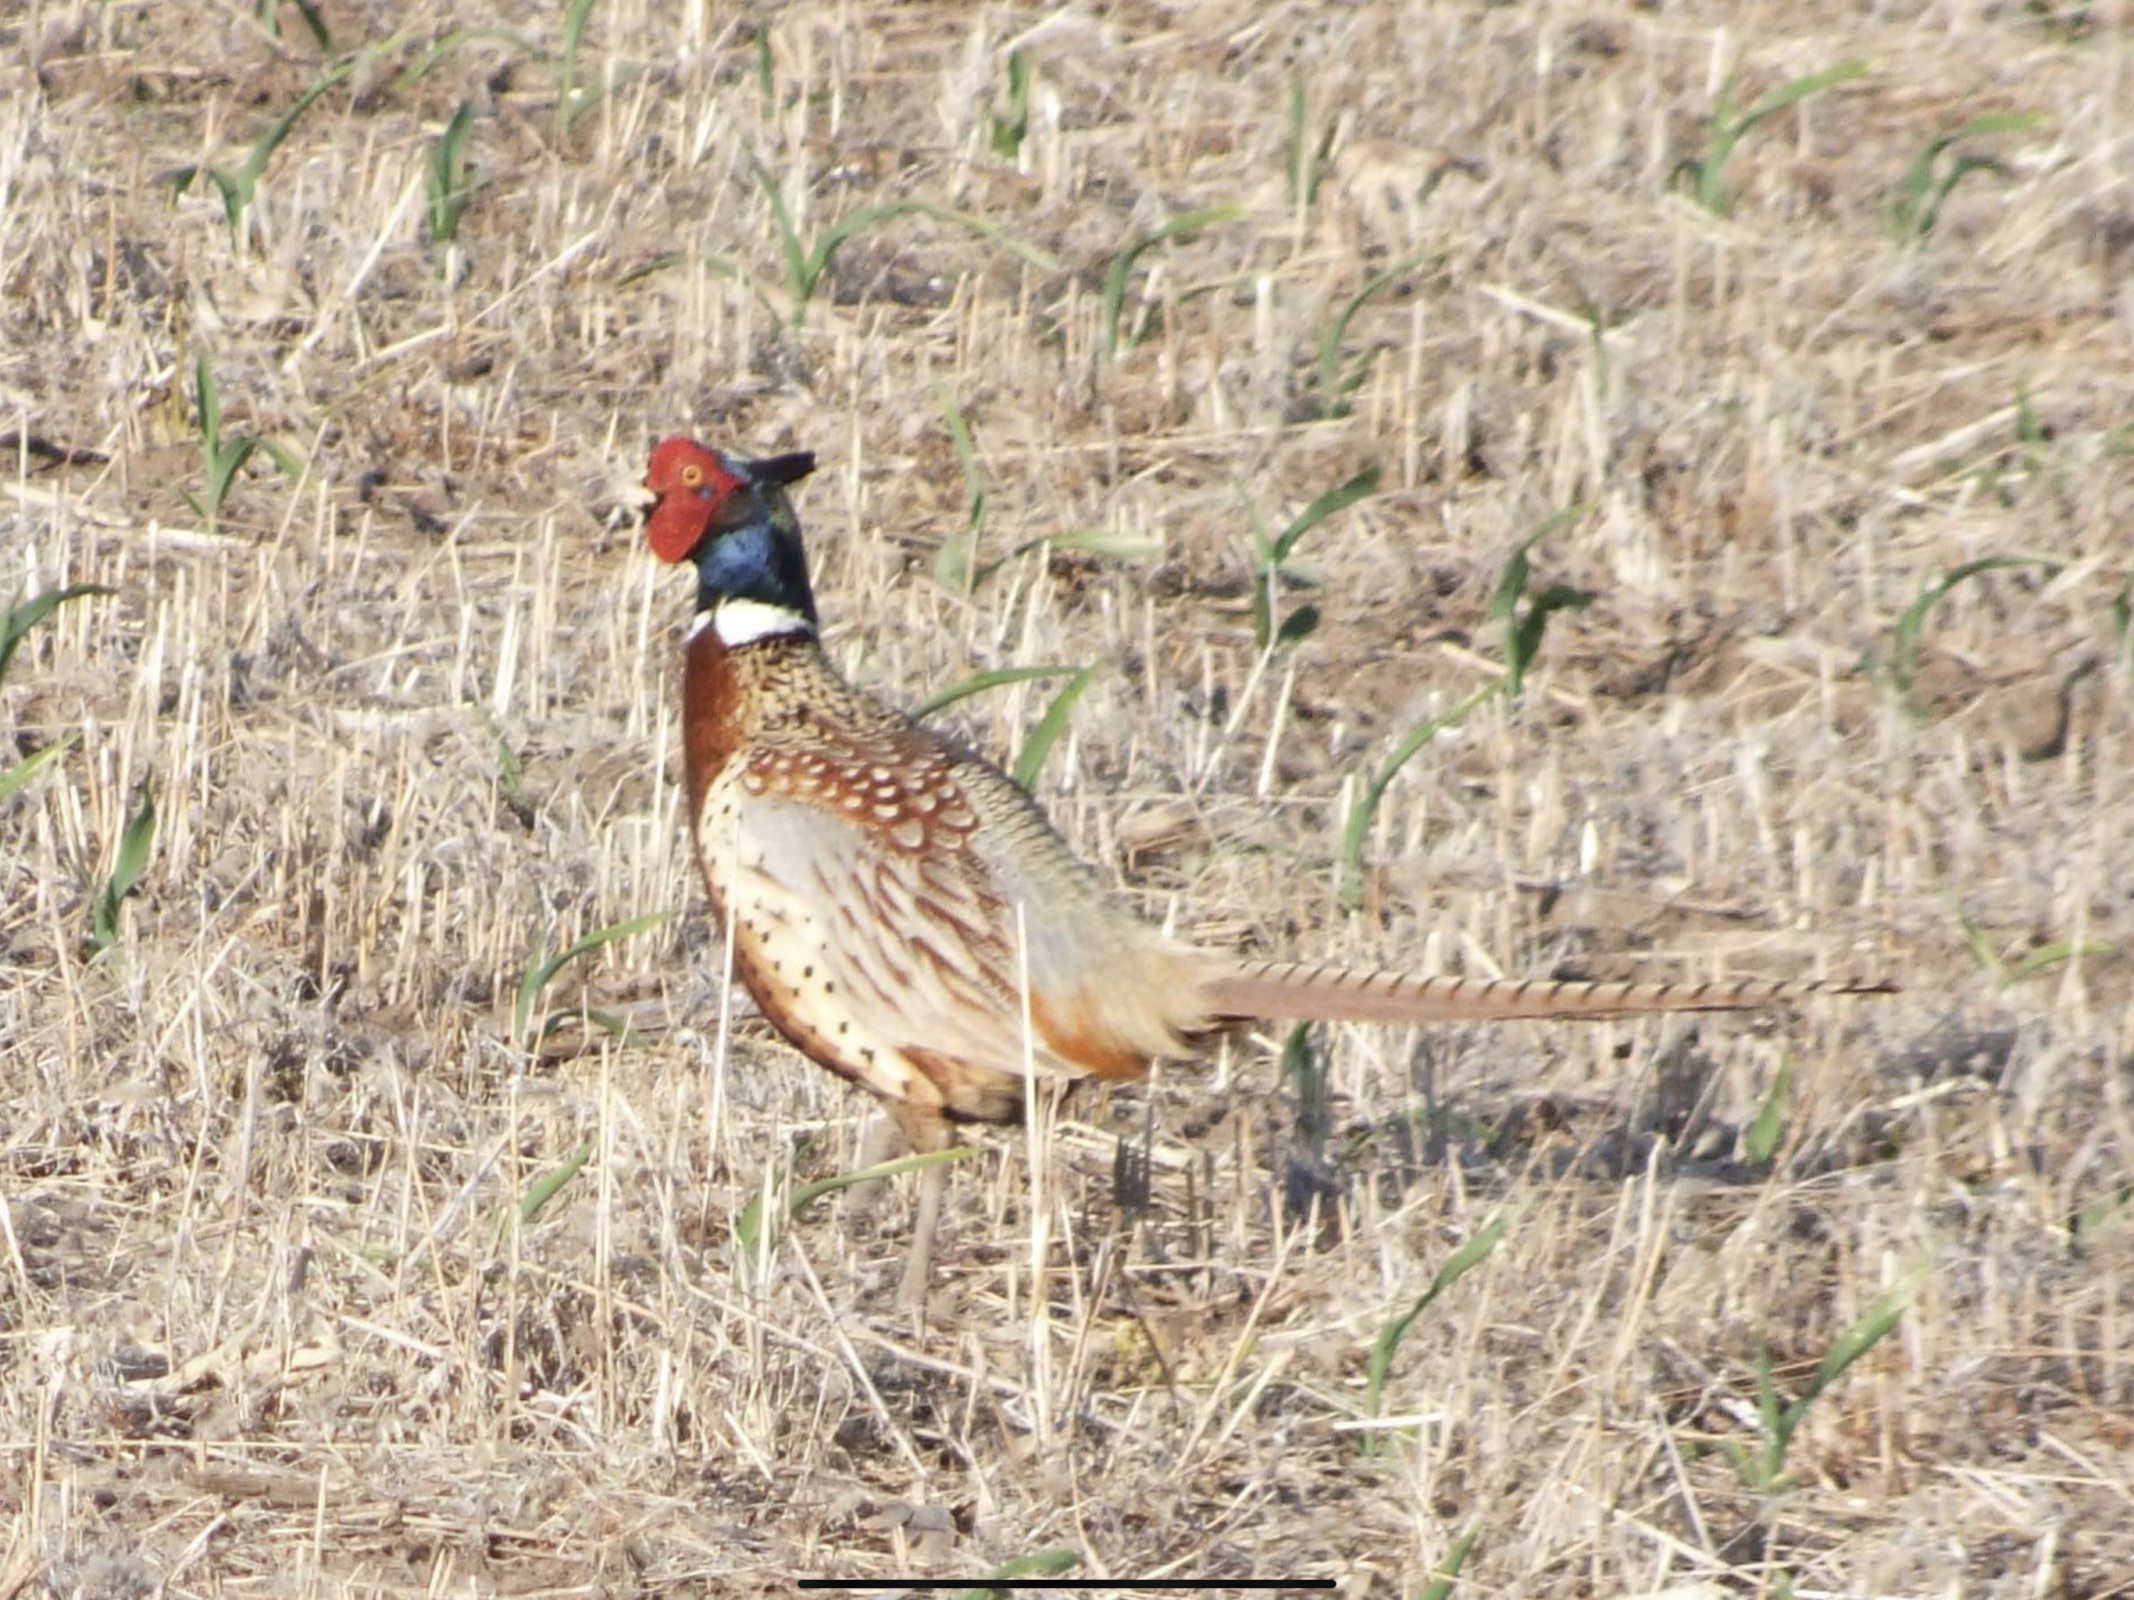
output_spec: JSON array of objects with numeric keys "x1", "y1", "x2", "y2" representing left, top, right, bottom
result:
[{"x1": 642, "y1": 436, "x2": 1892, "y2": 1305}]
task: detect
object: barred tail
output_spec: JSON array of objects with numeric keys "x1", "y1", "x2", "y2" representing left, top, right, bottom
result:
[{"x1": 1196, "y1": 959, "x2": 1895, "y2": 1026}]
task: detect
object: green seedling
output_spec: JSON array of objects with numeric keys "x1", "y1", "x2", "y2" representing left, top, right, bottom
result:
[
  {"x1": 932, "y1": 385, "x2": 988, "y2": 593},
  {"x1": 1361, "y1": 1216, "x2": 1507, "y2": 1453},
  {"x1": 1246, "y1": 462, "x2": 1380, "y2": 653},
  {"x1": 952, "y1": 1545, "x2": 1081, "y2": 1599},
  {"x1": 475, "y1": 708, "x2": 533, "y2": 828},
  {"x1": 2069, "y1": 1188, "x2": 2128, "y2": 1254},
  {"x1": 1100, "y1": 204, "x2": 1237, "y2": 358},
  {"x1": 1279, "y1": 1023, "x2": 1328, "y2": 1170},
  {"x1": 613, "y1": 251, "x2": 742, "y2": 290},
  {"x1": 937, "y1": 518, "x2": 1163, "y2": 593},
  {"x1": 0, "y1": 735, "x2": 77, "y2": 808},
  {"x1": 256, "y1": 0, "x2": 331, "y2": 49},
  {"x1": 85, "y1": 781, "x2": 156, "y2": 960},
  {"x1": 911, "y1": 657, "x2": 1098, "y2": 786},
  {"x1": 2112, "y1": 580, "x2": 2131, "y2": 671},
  {"x1": 1414, "y1": 1528, "x2": 1481, "y2": 1600},
  {"x1": 731, "y1": 1145, "x2": 976, "y2": 1281},
  {"x1": 1490, "y1": 503, "x2": 1595, "y2": 699},
  {"x1": 1012, "y1": 664, "x2": 1099, "y2": 788},
  {"x1": 1038, "y1": 526, "x2": 1163, "y2": 562},
  {"x1": 170, "y1": 55, "x2": 360, "y2": 238},
  {"x1": 392, "y1": 27, "x2": 538, "y2": 95},
  {"x1": 1717, "y1": 1263, "x2": 1925, "y2": 1491},
  {"x1": 1336, "y1": 681, "x2": 1494, "y2": 911},
  {"x1": 518, "y1": 1141, "x2": 591, "y2": 1224},
  {"x1": 1673, "y1": 59, "x2": 1869, "y2": 216},
  {"x1": 1, "y1": 583, "x2": 112, "y2": 686},
  {"x1": 1, "y1": 584, "x2": 106, "y2": 808},
  {"x1": 476, "y1": 709, "x2": 526, "y2": 805},
  {"x1": 425, "y1": 101, "x2": 479, "y2": 271},
  {"x1": 513, "y1": 910, "x2": 670, "y2": 1046},
  {"x1": 1742, "y1": 1062, "x2": 1793, "y2": 1168},
  {"x1": 1890, "y1": 110, "x2": 2043, "y2": 245},
  {"x1": 1881, "y1": 555, "x2": 2053, "y2": 705},
  {"x1": 989, "y1": 49, "x2": 1031, "y2": 162},
  {"x1": 491, "y1": 1141, "x2": 594, "y2": 1245},
  {"x1": 1956, "y1": 910, "x2": 2107, "y2": 986},
  {"x1": 1314, "y1": 253, "x2": 1428, "y2": 419},
  {"x1": 911, "y1": 663, "x2": 1083, "y2": 721},
  {"x1": 749, "y1": 156, "x2": 1059, "y2": 328},
  {"x1": 753, "y1": 23, "x2": 775, "y2": 112},
  {"x1": 1337, "y1": 506, "x2": 1589, "y2": 909},
  {"x1": 1284, "y1": 74, "x2": 1339, "y2": 211},
  {"x1": 180, "y1": 357, "x2": 302, "y2": 535},
  {"x1": 557, "y1": 0, "x2": 604, "y2": 139}
]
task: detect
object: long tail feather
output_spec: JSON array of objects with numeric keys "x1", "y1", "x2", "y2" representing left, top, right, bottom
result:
[{"x1": 1197, "y1": 958, "x2": 1895, "y2": 1027}]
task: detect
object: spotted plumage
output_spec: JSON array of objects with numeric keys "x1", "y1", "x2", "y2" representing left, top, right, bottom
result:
[{"x1": 641, "y1": 436, "x2": 1894, "y2": 1304}]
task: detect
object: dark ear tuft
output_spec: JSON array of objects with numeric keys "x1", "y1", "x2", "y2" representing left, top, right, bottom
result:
[{"x1": 746, "y1": 451, "x2": 817, "y2": 488}]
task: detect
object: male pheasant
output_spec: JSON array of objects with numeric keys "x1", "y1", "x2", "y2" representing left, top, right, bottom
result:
[{"x1": 643, "y1": 437, "x2": 1891, "y2": 1305}]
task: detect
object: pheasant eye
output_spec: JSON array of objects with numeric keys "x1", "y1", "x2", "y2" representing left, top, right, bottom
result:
[{"x1": 680, "y1": 463, "x2": 704, "y2": 487}]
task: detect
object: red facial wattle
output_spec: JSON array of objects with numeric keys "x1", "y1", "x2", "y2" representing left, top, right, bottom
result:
[
  {"x1": 646, "y1": 487, "x2": 714, "y2": 563},
  {"x1": 643, "y1": 436, "x2": 743, "y2": 563}
]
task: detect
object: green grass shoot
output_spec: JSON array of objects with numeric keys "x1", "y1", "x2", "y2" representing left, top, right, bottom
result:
[
  {"x1": 1284, "y1": 75, "x2": 1337, "y2": 212},
  {"x1": 557, "y1": 0, "x2": 604, "y2": 139},
  {"x1": 1278, "y1": 1024, "x2": 1328, "y2": 1170},
  {"x1": 752, "y1": 22, "x2": 775, "y2": 111},
  {"x1": 170, "y1": 54, "x2": 360, "y2": 238},
  {"x1": 1883, "y1": 556, "x2": 2052, "y2": 705},
  {"x1": 2069, "y1": 1187, "x2": 2128, "y2": 1254},
  {"x1": 85, "y1": 781, "x2": 156, "y2": 960},
  {"x1": 1361, "y1": 1216, "x2": 1507, "y2": 1453},
  {"x1": 1956, "y1": 909, "x2": 2107, "y2": 986},
  {"x1": 989, "y1": 49, "x2": 1031, "y2": 162},
  {"x1": 1890, "y1": 110, "x2": 2043, "y2": 245},
  {"x1": 1101, "y1": 204, "x2": 1237, "y2": 358},
  {"x1": 953, "y1": 1546, "x2": 1082, "y2": 1599},
  {"x1": 255, "y1": 0, "x2": 331, "y2": 50},
  {"x1": 391, "y1": 26, "x2": 538, "y2": 95},
  {"x1": 1414, "y1": 1528, "x2": 1481, "y2": 1600},
  {"x1": 1490, "y1": 503, "x2": 1595, "y2": 698},
  {"x1": 513, "y1": 911, "x2": 670, "y2": 1046},
  {"x1": 902, "y1": 659, "x2": 1102, "y2": 786},
  {"x1": 1674, "y1": 59, "x2": 1870, "y2": 215},
  {"x1": 0, "y1": 735, "x2": 78, "y2": 808},
  {"x1": 911, "y1": 663, "x2": 1083, "y2": 721},
  {"x1": 425, "y1": 101, "x2": 479, "y2": 271},
  {"x1": 476, "y1": 708, "x2": 532, "y2": 827},
  {"x1": 179, "y1": 357, "x2": 302, "y2": 535},
  {"x1": 515, "y1": 1142, "x2": 591, "y2": 1229},
  {"x1": 1314, "y1": 253, "x2": 1428, "y2": 419},
  {"x1": 1247, "y1": 462, "x2": 1380, "y2": 653},
  {"x1": 1335, "y1": 681, "x2": 1494, "y2": 912},
  {"x1": 1717, "y1": 1263, "x2": 1925, "y2": 1491},
  {"x1": 750, "y1": 156, "x2": 1059, "y2": 328},
  {"x1": 1012, "y1": 665, "x2": 1100, "y2": 788},
  {"x1": 1337, "y1": 506, "x2": 1589, "y2": 909},
  {"x1": 477, "y1": 709, "x2": 526, "y2": 804},
  {"x1": 730, "y1": 1145, "x2": 976, "y2": 1281},
  {"x1": 1, "y1": 583, "x2": 112, "y2": 687},
  {"x1": 1743, "y1": 1061, "x2": 1793, "y2": 1168}
]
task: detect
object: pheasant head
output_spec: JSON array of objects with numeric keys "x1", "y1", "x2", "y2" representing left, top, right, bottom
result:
[{"x1": 644, "y1": 437, "x2": 820, "y2": 644}]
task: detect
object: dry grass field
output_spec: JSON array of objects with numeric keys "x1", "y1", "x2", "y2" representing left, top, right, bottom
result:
[{"x1": 4, "y1": 0, "x2": 2132, "y2": 1594}]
